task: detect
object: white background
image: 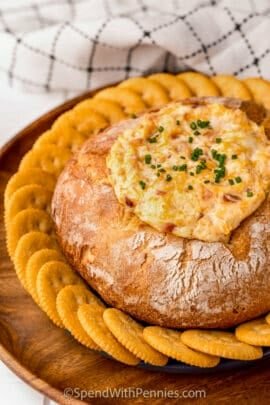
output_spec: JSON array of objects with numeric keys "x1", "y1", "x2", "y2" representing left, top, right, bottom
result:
[{"x1": 0, "y1": 84, "x2": 68, "y2": 405}]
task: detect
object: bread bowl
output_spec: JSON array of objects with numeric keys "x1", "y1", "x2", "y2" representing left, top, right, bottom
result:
[{"x1": 51, "y1": 97, "x2": 270, "y2": 329}]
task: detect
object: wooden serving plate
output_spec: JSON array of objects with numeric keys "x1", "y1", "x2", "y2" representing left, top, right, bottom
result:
[{"x1": 0, "y1": 89, "x2": 270, "y2": 404}]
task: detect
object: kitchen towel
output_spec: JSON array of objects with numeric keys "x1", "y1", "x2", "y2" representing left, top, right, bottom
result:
[{"x1": 0, "y1": 0, "x2": 270, "y2": 94}]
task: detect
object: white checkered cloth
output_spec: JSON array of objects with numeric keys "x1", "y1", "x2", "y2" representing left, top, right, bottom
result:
[{"x1": 0, "y1": 0, "x2": 270, "y2": 95}]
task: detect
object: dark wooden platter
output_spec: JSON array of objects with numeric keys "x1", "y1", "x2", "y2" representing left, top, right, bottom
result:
[{"x1": 0, "y1": 89, "x2": 270, "y2": 405}]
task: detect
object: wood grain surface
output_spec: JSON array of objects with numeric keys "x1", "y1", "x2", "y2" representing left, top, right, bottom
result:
[{"x1": 0, "y1": 90, "x2": 270, "y2": 405}]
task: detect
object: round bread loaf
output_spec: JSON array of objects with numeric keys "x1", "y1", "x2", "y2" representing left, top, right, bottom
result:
[{"x1": 52, "y1": 97, "x2": 270, "y2": 329}]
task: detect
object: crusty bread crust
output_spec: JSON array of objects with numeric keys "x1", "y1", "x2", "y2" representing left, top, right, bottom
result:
[{"x1": 52, "y1": 97, "x2": 270, "y2": 329}]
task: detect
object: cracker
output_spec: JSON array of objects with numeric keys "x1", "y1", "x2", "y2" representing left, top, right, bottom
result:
[
  {"x1": 244, "y1": 77, "x2": 270, "y2": 109},
  {"x1": 149, "y1": 73, "x2": 192, "y2": 100},
  {"x1": 37, "y1": 261, "x2": 84, "y2": 328},
  {"x1": 19, "y1": 145, "x2": 71, "y2": 177},
  {"x1": 235, "y1": 318, "x2": 270, "y2": 346},
  {"x1": 4, "y1": 169, "x2": 56, "y2": 208},
  {"x1": 103, "y1": 308, "x2": 168, "y2": 366},
  {"x1": 34, "y1": 128, "x2": 86, "y2": 153},
  {"x1": 13, "y1": 231, "x2": 58, "y2": 290},
  {"x1": 26, "y1": 248, "x2": 65, "y2": 304},
  {"x1": 5, "y1": 184, "x2": 53, "y2": 224},
  {"x1": 74, "y1": 99, "x2": 127, "y2": 123},
  {"x1": 119, "y1": 77, "x2": 169, "y2": 107},
  {"x1": 212, "y1": 75, "x2": 252, "y2": 100},
  {"x1": 143, "y1": 326, "x2": 220, "y2": 368},
  {"x1": 56, "y1": 284, "x2": 105, "y2": 350},
  {"x1": 181, "y1": 329, "x2": 263, "y2": 360},
  {"x1": 78, "y1": 304, "x2": 140, "y2": 365},
  {"x1": 95, "y1": 87, "x2": 146, "y2": 115},
  {"x1": 53, "y1": 109, "x2": 108, "y2": 138},
  {"x1": 7, "y1": 208, "x2": 55, "y2": 258},
  {"x1": 177, "y1": 72, "x2": 220, "y2": 96}
]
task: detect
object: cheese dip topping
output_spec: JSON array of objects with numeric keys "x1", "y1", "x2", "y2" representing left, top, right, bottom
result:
[{"x1": 107, "y1": 102, "x2": 270, "y2": 242}]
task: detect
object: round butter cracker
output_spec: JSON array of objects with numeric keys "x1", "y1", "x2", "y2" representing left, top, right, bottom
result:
[
  {"x1": 14, "y1": 231, "x2": 58, "y2": 290},
  {"x1": 119, "y1": 77, "x2": 169, "y2": 107},
  {"x1": 26, "y1": 248, "x2": 65, "y2": 304},
  {"x1": 95, "y1": 87, "x2": 146, "y2": 115},
  {"x1": 37, "y1": 261, "x2": 84, "y2": 328},
  {"x1": 53, "y1": 109, "x2": 108, "y2": 138},
  {"x1": 177, "y1": 72, "x2": 220, "y2": 96},
  {"x1": 4, "y1": 169, "x2": 56, "y2": 208},
  {"x1": 74, "y1": 99, "x2": 127, "y2": 124},
  {"x1": 143, "y1": 326, "x2": 220, "y2": 368},
  {"x1": 7, "y1": 208, "x2": 55, "y2": 257},
  {"x1": 56, "y1": 284, "x2": 105, "y2": 350},
  {"x1": 34, "y1": 129, "x2": 86, "y2": 153},
  {"x1": 5, "y1": 184, "x2": 52, "y2": 224},
  {"x1": 236, "y1": 318, "x2": 270, "y2": 346},
  {"x1": 149, "y1": 73, "x2": 192, "y2": 100},
  {"x1": 103, "y1": 308, "x2": 168, "y2": 366},
  {"x1": 78, "y1": 304, "x2": 140, "y2": 366},
  {"x1": 212, "y1": 75, "x2": 252, "y2": 100},
  {"x1": 19, "y1": 145, "x2": 71, "y2": 177},
  {"x1": 244, "y1": 77, "x2": 270, "y2": 109},
  {"x1": 181, "y1": 329, "x2": 263, "y2": 360}
]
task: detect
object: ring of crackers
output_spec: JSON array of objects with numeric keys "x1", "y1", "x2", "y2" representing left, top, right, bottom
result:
[{"x1": 5, "y1": 71, "x2": 270, "y2": 370}]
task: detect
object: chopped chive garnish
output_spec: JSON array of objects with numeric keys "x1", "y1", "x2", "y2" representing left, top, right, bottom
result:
[
  {"x1": 194, "y1": 130, "x2": 200, "y2": 136},
  {"x1": 188, "y1": 185, "x2": 193, "y2": 190},
  {"x1": 188, "y1": 136, "x2": 194, "y2": 143},
  {"x1": 204, "y1": 180, "x2": 210, "y2": 184},
  {"x1": 216, "y1": 138, "x2": 222, "y2": 143},
  {"x1": 139, "y1": 180, "x2": 146, "y2": 190},
  {"x1": 157, "y1": 164, "x2": 162, "y2": 168},
  {"x1": 144, "y1": 154, "x2": 152, "y2": 164},
  {"x1": 232, "y1": 154, "x2": 238, "y2": 159},
  {"x1": 190, "y1": 172, "x2": 195, "y2": 176},
  {"x1": 235, "y1": 176, "x2": 242, "y2": 183},
  {"x1": 247, "y1": 191, "x2": 253, "y2": 197},
  {"x1": 159, "y1": 168, "x2": 166, "y2": 173},
  {"x1": 211, "y1": 149, "x2": 218, "y2": 159},
  {"x1": 151, "y1": 164, "x2": 156, "y2": 169},
  {"x1": 197, "y1": 119, "x2": 211, "y2": 129},
  {"x1": 228, "y1": 179, "x2": 234, "y2": 185},
  {"x1": 172, "y1": 165, "x2": 178, "y2": 171},
  {"x1": 148, "y1": 136, "x2": 158, "y2": 143},
  {"x1": 176, "y1": 120, "x2": 180, "y2": 125},
  {"x1": 166, "y1": 174, "x2": 172, "y2": 181},
  {"x1": 214, "y1": 166, "x2": 226, "y2": 183},
  {"x1": 196, "y1": 159, "x2": 207, "y2": 174},
  {"x1": 156, "y1": 172, "x2": 161, "y2": 177},
  {"x1": 158, "y1": 126, "x2": 164, "y2": 132},
  {"x1": 190, "y1": 122, "x2": 197, "y2": 130},
  {"x1": 178, "y1": 164, "x2": 187, "y2": 172},
  {"x1": 191, "y1": 147, "x2": 203, "y2": 161}
]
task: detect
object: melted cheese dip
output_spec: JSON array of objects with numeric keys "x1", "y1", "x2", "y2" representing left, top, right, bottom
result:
[{"x1": 107, "y1": 102, "x2": 270, "y2": 242}]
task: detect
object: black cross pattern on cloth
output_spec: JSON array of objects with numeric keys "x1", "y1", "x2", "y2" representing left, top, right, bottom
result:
[{"x1": 0, "y1": 0, "x2": 269, "y2": 93}]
